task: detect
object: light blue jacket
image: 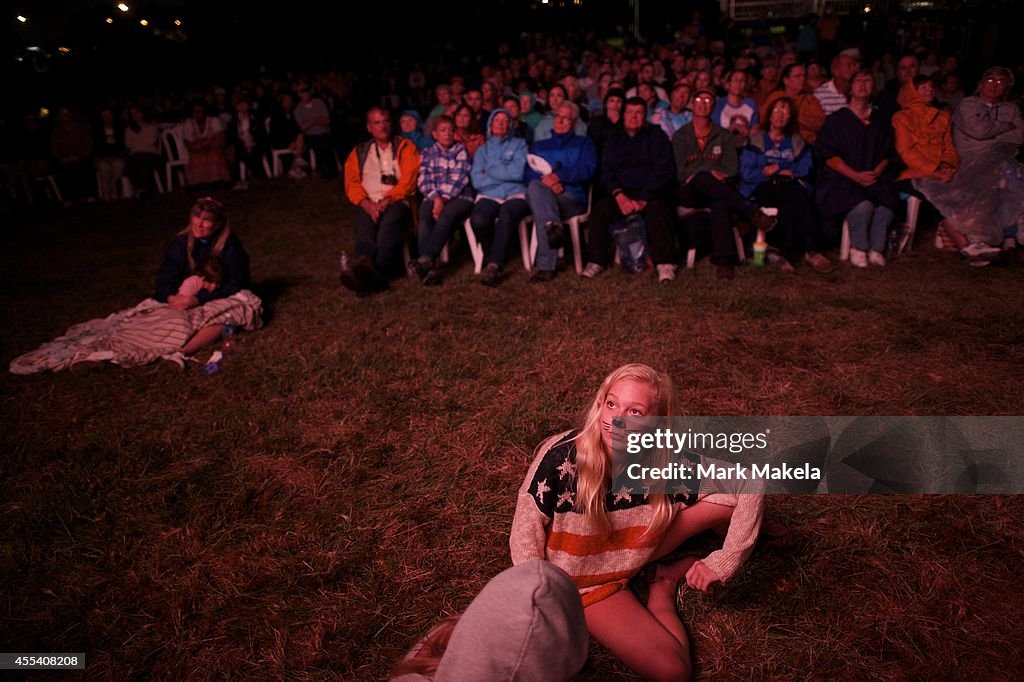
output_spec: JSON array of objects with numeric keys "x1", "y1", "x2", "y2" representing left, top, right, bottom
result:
[{"x1": 471, "y1": 108, "x2": 529, "y2": 200}]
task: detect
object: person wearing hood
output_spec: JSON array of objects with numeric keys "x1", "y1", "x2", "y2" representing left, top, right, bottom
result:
[
  {"x1": 389, "y1": 560, "x2": 588, "y2": 682},
  {"x1": 924, "y1": 67, "x2": 1024, "y2": 259},
  {"x1": 469, "y1": 108, "x2": 530, "y2": 286},
  {"x1": 399, "y1": 110, "x2": 432, "y2": 151},
  {"x1": 893, "y1": 76, "x2": 959, "y2": 187},
  {"x1": 524, "y1": 102, "x2": 597, "y2": 282},
  {"x1": 892, "y1": 76, "x2": 966, "y2": 254},
  {"x1": 587, "y1": 87, "x2": 626, "y2": 172}
]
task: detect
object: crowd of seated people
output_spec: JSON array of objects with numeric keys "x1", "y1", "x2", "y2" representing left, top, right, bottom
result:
[
  {"x1": 3, "y1": 10, "x2": 1021, "y2": 283},
  {"x1": 1, "y1": 75, "x2": 358, "y2": 206},
  {"x1": 336, "y1": 34, "x2": 1022, "y2": 293}
]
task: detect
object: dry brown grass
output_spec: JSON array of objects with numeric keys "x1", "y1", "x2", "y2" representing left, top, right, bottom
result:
[{"x1": 1, "y1": 176, "x2": 1023, "y2": 680}]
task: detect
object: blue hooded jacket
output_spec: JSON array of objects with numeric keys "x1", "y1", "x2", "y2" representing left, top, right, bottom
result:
[
  {"x1": 525, "y1": 131, "x2": 597, "y2": 206},
  {"x1": 399, "y1": 109, "x2": 431, "y2": 151},
  {"x1": 471, "y1": 108, "x2": 528, "y2": 200}
]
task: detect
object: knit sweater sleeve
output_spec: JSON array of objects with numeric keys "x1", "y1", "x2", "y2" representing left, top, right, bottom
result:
[
  {"x1": 510, "y1": 431, "x2": 575, "y2": 565},
  {"x1": 695, "y1": 458, "x2": 765, "y2": 583}
]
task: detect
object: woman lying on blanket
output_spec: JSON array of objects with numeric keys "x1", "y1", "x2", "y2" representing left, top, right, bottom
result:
[
  {"x1": 155, "y1": 197, "x2": 251, "y2": 354},
  {"x1": 509, "y1": 363, "x2": 765, "y2": 680}
]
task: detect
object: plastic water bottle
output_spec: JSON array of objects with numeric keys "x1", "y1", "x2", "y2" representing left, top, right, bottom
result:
[
  {"x1": 222, "y1": 325, "x2": 239, "y2": 352},
  {"x1": 203, "y1": 326, "x2": 240, "y2": 375},
  {"x1": 887, "y1": 228, "x2": 900, "y2": 260},
  {"x1": 753, "y1": 229, "x2": 768, "y2": 266}
]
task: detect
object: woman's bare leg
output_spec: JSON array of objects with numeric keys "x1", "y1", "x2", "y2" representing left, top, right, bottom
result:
[
  {"x1": 647, "y1": 556, "x2": 698, "y2": 648},
  {"x1": 585, "y1": 588, "x2": 691, "y2": 681},
  {"x1": 181, "y1": 325, "x2": 223, "y2": 355}
]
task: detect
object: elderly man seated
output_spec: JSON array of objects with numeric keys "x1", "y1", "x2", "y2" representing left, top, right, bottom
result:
[{"x1": 523, "y1": 102, "x2": 597, "y2": 282}]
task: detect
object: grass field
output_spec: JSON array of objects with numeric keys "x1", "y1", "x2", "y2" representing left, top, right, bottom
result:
[{"x1": 2, "y1": 175, "x2": 1023, "y2": 680}]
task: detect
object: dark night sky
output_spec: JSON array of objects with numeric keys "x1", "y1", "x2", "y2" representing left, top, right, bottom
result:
[{"x1": 4, "y1": 0, "x2": 661, "y2": 109}]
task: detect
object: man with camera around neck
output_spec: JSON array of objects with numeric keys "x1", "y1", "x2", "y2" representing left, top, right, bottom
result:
[{"x1": 342, "y1": 107, "x2": 421, "y2": 295}]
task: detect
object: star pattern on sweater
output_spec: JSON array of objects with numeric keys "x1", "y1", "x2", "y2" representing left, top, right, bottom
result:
[
  {"x1": 534, "y1": 478, "x2": 551, "y2": 505},
  {"x1": 613, "y1": 485, "x2": 633, "y2": 505},
  {"x1": 557, "y1": 490, "x2": 575, "y2": 508},
  {"x1": 671, "y1": 482, "x2": 692, "y2": 498},
  {"x1": 556, "y1": 457, "x2": 577, "y2": 480}
]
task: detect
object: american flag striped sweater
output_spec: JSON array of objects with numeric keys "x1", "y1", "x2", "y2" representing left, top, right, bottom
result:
[{"x1": 510, "y1": 431, "x2": 764, "y2": 606}]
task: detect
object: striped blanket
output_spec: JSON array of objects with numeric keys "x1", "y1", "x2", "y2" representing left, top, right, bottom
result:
[{"x1": 9, "y1": 291, "x2": 263, "y2": 374}]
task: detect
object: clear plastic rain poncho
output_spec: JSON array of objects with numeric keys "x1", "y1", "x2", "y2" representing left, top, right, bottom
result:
[
  {"x1": 916, "y1": 143, "x2": 1024, "y2": 246},
  {"x1": 916, "y1": 83, "x2": 1024, "y2": 246}
]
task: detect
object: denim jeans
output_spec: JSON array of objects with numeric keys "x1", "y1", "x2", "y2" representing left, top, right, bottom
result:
[
  {"x1": 418, "y1": 197, "x2": 473, "y2": 261},
  {"x1": 469, "y1": 197, "x2": 531, "y2": 268},
  {"x1": 526, "y1": 180, "x2": 584, "y2": 271},
  {"x1": 846, "y1": 200, "x2": 893, "y2": 252},
  {"x1": 354, "y1": 202, "x2": 411, "y2": 275}
]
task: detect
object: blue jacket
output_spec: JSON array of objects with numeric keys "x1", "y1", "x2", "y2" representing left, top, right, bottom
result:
[
  {"x1": 399, "y1": 109, "x2": 432, "y2": 151},
  {"x1": 525, "y1": 131, "x2": 597, "y2": 206},
  {"x1": 155, "y1": 233, "x2": 251, "y2": 303},
  {"x1": 600, "y1": 123, "x2": 677, "y2": 201},
  {"x1": 532, "y1": 112, "x2": 588, "y2": 142},
  {"x1": 738, "y1": 131, "x2": 813, "y2": 197},
  {"x1": 471, "y1": 108, "x2": 528, "y2": 200}
]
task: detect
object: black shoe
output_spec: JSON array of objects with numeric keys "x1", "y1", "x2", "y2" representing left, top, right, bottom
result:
[
  {"x1": 480, "y1": 263, "x2": 501, "y2": 287},
  {"x1": 544, "y1": 221, "x2": 565, "y2": 250},
  {"x1": 529, "y1": 269, "x2": 557, "y2": 283},
  {"x1": 354, "y1": 255, "x2": 388, "y2": 294},
  {"x1": 340, "y1": 264, "x2": 367, "y2": 295},
  {"x1": 409, "y1": 259, "x2": 431, "y2": 281},
  {"x1": 422, "y1": 267, "x2": 444, "y2": 286}
]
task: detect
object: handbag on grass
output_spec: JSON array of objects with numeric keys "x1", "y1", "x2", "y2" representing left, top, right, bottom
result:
[{"x1": 609, "y1": 213, "x2": 651, "y2": 273}]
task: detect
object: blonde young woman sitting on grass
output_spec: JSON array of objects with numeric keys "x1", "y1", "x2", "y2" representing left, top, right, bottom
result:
[{"x1": 510, "y1": 363, "x2": 764, "y2": 681}]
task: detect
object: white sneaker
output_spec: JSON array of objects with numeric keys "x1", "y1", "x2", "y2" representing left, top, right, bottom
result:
[
  {"x1": 868, "y1": 251, "x2": 887, "y2": 267},
  {"x1": 849, "y1": 248, "x2": 868, "y2": 268},
  {"x1": 582, "y1": 262, "x2": 604, "y2": 278},
  {"x1": 960, "y1": 242, "x2": 1001, "y2": 259},
  {"x1": 656, "y1": 263, "x2": 677, "y2": 282}
]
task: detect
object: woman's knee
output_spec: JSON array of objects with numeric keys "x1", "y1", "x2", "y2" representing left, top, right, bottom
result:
[
  {"x1": 647, "y1": 652, "x2": 692, "y2": 681},
  {"x1": 849, "y1": 199, "x2": 875, "y2": 216},
  {"x1": 469, "y1": 210, "x2": 490, "y2": 231}
]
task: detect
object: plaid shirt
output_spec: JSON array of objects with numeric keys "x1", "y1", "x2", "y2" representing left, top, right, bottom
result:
[{"x1": 417, "y1": 142, "x2": 473, "y2": 201}]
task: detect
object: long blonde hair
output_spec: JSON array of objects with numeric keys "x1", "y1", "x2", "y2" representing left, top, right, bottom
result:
[
  {"x1": 573, "y1": 363, "x2": 677, "y2": 540},
  {"x1": 178, "y1": 197, "x2": 230, "y2": 270}
]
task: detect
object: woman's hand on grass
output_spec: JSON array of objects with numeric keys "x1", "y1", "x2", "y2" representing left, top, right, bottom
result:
[{"x1": 684, "y1": 560, "x2": 721, "y2": 592}]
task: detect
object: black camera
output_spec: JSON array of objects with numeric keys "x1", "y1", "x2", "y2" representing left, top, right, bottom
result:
[{"x1": 381, "y1": 173, "x2": 398, "y2": 186}]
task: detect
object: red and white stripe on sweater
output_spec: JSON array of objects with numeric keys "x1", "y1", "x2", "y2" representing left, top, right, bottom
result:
[{"x1": 510, "y1": 431, "x2": 764, "y2": 607}]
